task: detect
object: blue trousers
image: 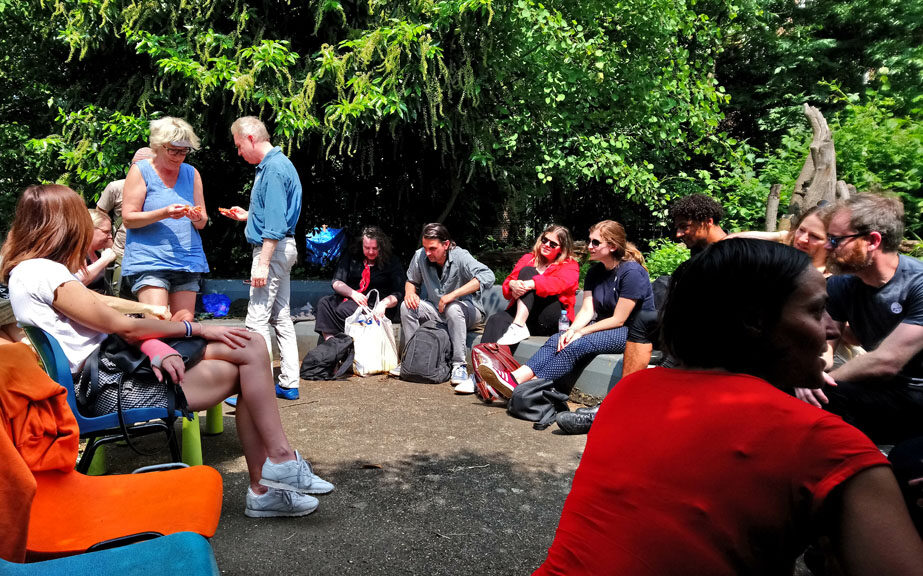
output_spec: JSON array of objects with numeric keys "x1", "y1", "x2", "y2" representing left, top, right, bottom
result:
[{"x1": 525, "y1": 327, "x2": 627, "y2": 381}]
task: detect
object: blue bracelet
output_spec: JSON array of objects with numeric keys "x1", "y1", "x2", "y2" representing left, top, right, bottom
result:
[{"x1": 183, "y1": 320, "x2": 192, "y2": 338}]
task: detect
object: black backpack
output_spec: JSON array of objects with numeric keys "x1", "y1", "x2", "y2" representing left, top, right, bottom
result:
[
  {"x1": 399, "y1": 320, "x2": 452, "y2": 384},
  {"x1": 507, "y1": 378, "x2": 572, "y2": 430},
  {"x1": 300, "y1": 333, "x2": 355, "y2": 380}
]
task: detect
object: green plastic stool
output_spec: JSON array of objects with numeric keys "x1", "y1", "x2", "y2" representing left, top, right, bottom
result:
[
  {"x1": 180, "y1": 404, "x2": 224, "y2": 466},
  {"x1": 86, "y1": 445, "x2": 107, "y2": 476},
  {"x1": 205, "y1": 403, "x2": 224, "y2": 435}
]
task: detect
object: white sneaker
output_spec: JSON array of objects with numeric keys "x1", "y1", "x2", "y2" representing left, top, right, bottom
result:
[
  {"x1": 497, "y1": 323, "x2": 530, "y2": 346},
  {"x1": 453, "y1": 374, "x2": 476, "y2": 394},
  {"x1": 450, "y1": 364, "x2": 469, "y2": 385},
  {"x1": 260, "y1": 451, "x2": 335, "y2": 494},
  {"x1": 244, "y1": 487, "x2": 318, "y2": 518},
  {"x1": 389, "y1": 364, "x2": 401, "y2": 377}
]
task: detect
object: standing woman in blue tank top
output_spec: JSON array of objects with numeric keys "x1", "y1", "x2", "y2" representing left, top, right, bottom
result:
[{"x1": 121, "y1": 117, "x2": 209, "y2": 321}]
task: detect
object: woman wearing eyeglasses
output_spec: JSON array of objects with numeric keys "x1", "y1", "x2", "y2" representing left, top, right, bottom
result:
[
  {"x1": 481, "y1": 225, "x2": 579, "y2": 347},
  {"x1": 121, "y1": 117, "x2": 208, "y2": 321},
  {"x1": 479, "y1": 220, "x2": 654, "y2": 397},
  {"x1": 75, "y1": 209, "x2": 117, "y2": 294}
]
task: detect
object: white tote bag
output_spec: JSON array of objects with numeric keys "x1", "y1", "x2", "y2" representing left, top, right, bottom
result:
[{"x1": 344, "y1": 290, "x2": 399, "y2": 376}]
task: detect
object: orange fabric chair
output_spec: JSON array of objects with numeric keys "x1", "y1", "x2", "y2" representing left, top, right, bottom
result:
[
  {"x1": 0, "y1": 342, "x2": 223, "y2": 561},
  {"x1": 27, "y1": 466, "x2": 222, "y2": 559}
]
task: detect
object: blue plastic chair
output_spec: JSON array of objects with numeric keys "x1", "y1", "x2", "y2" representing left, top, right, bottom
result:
[
  {"x1": 0, "y1": 532, "x2": 220, "y2": 575},
  {"x1": 22, "y1": 326, "x2": 184, "y2": 473}
]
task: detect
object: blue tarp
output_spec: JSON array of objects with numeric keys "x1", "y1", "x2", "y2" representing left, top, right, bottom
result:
[{"x1": 305, "y1": 227, "x2": 347, "y2": 266}]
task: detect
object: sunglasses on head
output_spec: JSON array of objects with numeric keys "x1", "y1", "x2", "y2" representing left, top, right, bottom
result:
[
  {"x1": 588, "y1": 238, "x2": 604, "y2": 247},
  {"x1": 540, "y1": 236, "x2": 560, "y2": 249},
  {"x1": 826, "y1": 232, "x2": 867, "y2": 248}
]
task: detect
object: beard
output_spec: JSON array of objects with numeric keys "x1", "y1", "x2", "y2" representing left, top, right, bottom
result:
[{"x1": 827, "y1": 243, "x2": 872, "y2": 274}]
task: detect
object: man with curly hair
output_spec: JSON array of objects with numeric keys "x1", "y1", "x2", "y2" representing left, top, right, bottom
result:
[{"x1": 670, "y1": 194, "x2": 728, "y2": 255}]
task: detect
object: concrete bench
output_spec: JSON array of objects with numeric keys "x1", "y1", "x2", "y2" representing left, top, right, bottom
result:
[{"x1": 201, "y1": 281, "x2": 624, "y2": 401}]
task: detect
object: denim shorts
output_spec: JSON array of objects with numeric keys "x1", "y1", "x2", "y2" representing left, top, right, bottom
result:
[{"x1": 126, "y1": 270, "x2": 202, "y2": 294}]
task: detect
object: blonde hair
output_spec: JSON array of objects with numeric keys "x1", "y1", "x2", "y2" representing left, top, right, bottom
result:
[
  {"x1": 230, "y1": 116, "x2": 271, "y2": 142},
  {"x1": 1, "y1": 185, "x2": 92, "y2": 282},
  {"x1": 89, "y1": 208, "x2": 111, "y2": 229},
  {"x1": 531, "y1": 224, "x2": 575, "y2": 266},
  {"x1": 589, "y1": 220, "x2": 647, "y2": 271},
  {"x1": 149, "y1": 117, "x2": 201, "y2": 151}
]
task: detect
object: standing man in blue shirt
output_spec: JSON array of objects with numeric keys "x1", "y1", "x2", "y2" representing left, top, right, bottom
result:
[{"x1": 225, "y1": 116, "x2": 303, "y2": 400}]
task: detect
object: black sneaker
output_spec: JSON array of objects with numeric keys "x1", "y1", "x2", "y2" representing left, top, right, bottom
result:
[
  {"x1": 575, "y1": 405, "x2": 600, "y2": 415},
  {"x1": 556, "y1": 410, "x2": 596, "y2": 435}
]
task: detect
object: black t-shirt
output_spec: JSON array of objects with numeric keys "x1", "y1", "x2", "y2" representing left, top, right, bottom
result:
[
  {"x1": 333, "y1": 254, "x2": 406, "y2": 302},
  {"x1": 583, "y1": 261, "x2": 655, "y2": 324},
  {"x1": 827, "y1": 255, "x2": 923, "y2": 382}
]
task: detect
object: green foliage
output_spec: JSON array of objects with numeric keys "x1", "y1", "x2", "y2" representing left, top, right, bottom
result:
[
  {"x1": 828, "y1": 84, "x2": 923, "y2": 234},
  {"x1": 1, "y1": 0, "x2": 919, "y2": 273},
  {"x1": 643, "y1": 239, "x2": 689, "y2": 278}
]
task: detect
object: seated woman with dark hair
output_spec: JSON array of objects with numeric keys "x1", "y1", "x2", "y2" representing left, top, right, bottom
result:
[
  {"x1": 481, "y1": 225, "x2": 579, "y2": 346},
  {"x1": 534, "y1": 239, "x2": 923, "y2": 575},
  {"x1": 314, "y1": 226, "x2": 405, "y2": 340},
  {"x1": 3, "y1": 184, "x2": 334, "y2": 519}
]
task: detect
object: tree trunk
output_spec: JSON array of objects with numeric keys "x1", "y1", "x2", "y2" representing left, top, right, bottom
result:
[
  {"x1": 765, "y1": 184, "x2": 781, "y2": 231},
  {"x1": 835, "y1": 180, "x2": 854, "y2": 201},
  {"x1": 789, "y1": 104, "x2": 837, "y2": 215}
]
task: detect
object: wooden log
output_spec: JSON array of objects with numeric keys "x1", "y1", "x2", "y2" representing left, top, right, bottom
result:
[
  {"x1": 765, "y1": 184, "x2": 781, "y2": 231},
  {"x1": 835, "y1": 180, "x2": 852, "y2": 201},
  {"x1": 790, "y1": 104, "x2": 837, "y2": 213}
]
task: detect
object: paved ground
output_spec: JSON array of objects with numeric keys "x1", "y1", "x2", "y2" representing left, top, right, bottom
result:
[{"x1": 106, "y1": 374, "x2": 588, "y2": 575}]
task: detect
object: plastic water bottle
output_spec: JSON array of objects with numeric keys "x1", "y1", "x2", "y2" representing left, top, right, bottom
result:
[{"x1": 558, "y1": 310, "x2": 571, "y2": 332}]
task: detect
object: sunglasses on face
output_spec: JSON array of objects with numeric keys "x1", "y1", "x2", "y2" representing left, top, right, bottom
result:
[
  {"x1": 588, "y1": 238, "x2": 604, "y2": 248},
  {"x1": 540, "y1": 236, "x2": 560, "y2": 249},
  {"x1": 826, "y1": 232, "x2": 867, "y2": 248}
]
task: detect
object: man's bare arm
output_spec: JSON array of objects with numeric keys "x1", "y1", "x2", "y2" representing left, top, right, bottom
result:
[{"x1": 831, "y1": 322, "x2": 923, "y2": 382}]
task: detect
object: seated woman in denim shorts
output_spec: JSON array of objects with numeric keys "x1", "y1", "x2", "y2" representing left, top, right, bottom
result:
[{"x1": 121, "y1": 117, "x2": 209, "y2": 321}]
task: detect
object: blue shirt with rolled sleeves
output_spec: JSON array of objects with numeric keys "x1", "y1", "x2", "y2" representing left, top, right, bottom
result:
[
  {"x1": 244, "y1": 147, "x2": 302, "y2": 245},
  {"x1": 405, "y1": 246, "x2": 495, "y2": 316}
]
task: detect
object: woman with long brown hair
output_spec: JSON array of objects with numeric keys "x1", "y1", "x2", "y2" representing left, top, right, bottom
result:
[
  {"x1": 3, "y1": 184, "x2": 332, "y2": 519},
  {"x1": 479, "y1": 220, "x2": 654, "y2": 397},
  {"x1": 481, "y1": 224, "x2": 579, "y2": 346}
]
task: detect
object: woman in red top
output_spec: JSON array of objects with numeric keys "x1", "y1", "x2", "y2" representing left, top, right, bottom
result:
[
  {"x1": 535, "y1": 239, "x2": 923, "y2": 575},
  {"x1": 481, "y1": 225, "x2": 579, "y2": 346}
]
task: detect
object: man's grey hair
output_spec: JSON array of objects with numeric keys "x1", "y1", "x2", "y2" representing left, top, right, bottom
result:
[
  {"x1": 844, "y1": 192, "x2": 905, "y2": 253},
  {"x1": 230, "y1": 116, "x2": 271, "y2": 142}
]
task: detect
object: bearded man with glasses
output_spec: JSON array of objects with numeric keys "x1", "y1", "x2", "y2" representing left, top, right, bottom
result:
[{"x1": 794, "y1": 193, "x2": 923, "y2": 446}]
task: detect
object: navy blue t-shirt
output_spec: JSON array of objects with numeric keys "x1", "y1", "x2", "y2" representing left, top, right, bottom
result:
[
  {"x1": 827, "y1": 255, "x2": 923, "y2": 382},
  {"x1": 583, "y1": 261, "x2": 655, "y2": 323}
]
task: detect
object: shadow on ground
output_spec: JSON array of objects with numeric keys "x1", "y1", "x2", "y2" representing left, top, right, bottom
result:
[{"x1": 101, "y1": 375, "x2": 588, "y2": 575}]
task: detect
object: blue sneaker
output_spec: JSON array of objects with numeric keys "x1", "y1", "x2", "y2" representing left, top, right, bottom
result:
[
  {"x1": 224, "y1": 396, "x2": 238, "y2": 407},
  {"x1": 275, "y1": 384, "x2": 299, "y2": 400}
]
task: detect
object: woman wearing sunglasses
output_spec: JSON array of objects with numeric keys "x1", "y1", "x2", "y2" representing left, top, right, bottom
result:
[
  {"x1": 480, "y1": 220, "x2": 654, "y2": 397},
  {"x1": 121, "y1": 117, "x2": 208, "y2": 321},
  {"x1": 481, "y1": 225, "x2": 579, "y2": 346}
]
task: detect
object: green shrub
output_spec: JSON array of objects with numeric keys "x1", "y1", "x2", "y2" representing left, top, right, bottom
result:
[{"x1": 644, "y1": 239, "x2": 690, "y2": 278}]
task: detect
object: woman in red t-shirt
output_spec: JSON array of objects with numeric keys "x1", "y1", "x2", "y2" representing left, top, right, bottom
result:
[
  {"x1": 535, "y1": 239, "x2": 923, "y2": 576},
  {"x1": 481, "y1": 224, "x2": 579, "y2": 346}
]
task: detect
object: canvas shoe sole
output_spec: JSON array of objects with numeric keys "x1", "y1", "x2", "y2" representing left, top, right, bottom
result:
[{"x1": 477, "y1": 365, "x2": 516, "y2": 399}]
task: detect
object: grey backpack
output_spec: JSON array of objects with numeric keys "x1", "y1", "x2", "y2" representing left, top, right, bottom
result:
[{"x1": 400, "y1": 320, "x2": 452, "y2": 383}]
